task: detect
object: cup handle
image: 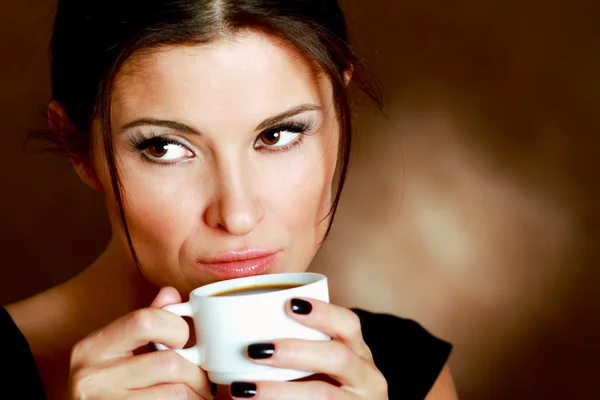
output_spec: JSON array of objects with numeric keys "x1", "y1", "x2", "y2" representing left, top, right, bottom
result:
[{"x1": 154, "y1": 302, "x2": 204, "y2": 366}]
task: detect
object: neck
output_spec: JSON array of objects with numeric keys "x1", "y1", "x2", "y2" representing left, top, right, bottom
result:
[
  {"x1": 9, "y1": 235, "x2": 158, "y2": 359},
  {"x1": 44, "y1": 235, "x2": 160, "y2": 350},
  {"x1": 75, "y1": 235, "x2": 158, "y2": 315}
]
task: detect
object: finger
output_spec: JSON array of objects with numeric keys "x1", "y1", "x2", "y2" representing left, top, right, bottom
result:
[
  {"x1": 71, "y1": 307, "x2": 189, "y2": 368},
  {"x1": 129, "y1": 288, "x2": 186, "y2": 356},
  {"x1": 100, "y1": 350, "x2": 211, "y2": 398},
  {"x1": 124, "y1": 383, "x2": 207, "y2": 400},
  {"x1": 229, "y1": 380, "x2": 356, "y2": 400},
  {"x1": 247, "y1": 339, "x2": 380, "y2": 390},
  {"x1": 286, "y1": 299, "x2": 372, "y2": 360},
  {"x1": 151, "y1": 287, "x2": 183, "y2": 309}
]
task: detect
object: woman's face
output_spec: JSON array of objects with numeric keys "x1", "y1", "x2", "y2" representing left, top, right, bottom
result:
[{"x1": 91, "y1": 31, "x2": 340, "y2": 293}]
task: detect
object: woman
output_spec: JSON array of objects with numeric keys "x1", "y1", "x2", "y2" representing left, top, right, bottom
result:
[{"x1": 5, "y1": 0, "x2": 456, "y2": 399}]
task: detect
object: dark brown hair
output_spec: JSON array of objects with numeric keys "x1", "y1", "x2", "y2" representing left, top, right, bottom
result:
[{"x1": 40, "y1": 0, "x2": 382, "y2": 267}]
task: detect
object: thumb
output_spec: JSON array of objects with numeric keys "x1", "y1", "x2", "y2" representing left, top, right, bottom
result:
[{"x1": 150, "y1": 286, "x2": 183, "y2": 309}]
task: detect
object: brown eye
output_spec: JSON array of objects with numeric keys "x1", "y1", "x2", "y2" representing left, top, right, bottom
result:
[
  {"x1": 149, "y1": 142, "x2": 168, "y2": 158},
  {"x1": 139, "y1": 137, "x2": 193, "y2": 163},
  {"x1": 254, "y1": 122, "x2": 309, "y2": 150},
  {"x1": 260, "y1": 131, "x2": 281, "y2": 146}
]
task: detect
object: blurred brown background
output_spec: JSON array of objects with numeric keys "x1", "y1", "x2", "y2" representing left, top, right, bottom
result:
[{"x1": 1, "y1": 0, "x2": 598, "y2": 398}]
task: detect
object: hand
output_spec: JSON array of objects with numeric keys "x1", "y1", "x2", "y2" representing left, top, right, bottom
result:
[
  {"x1": 69, "y1": 287, "x2": 214, "y2": 399},
  {"x1": 227, "y1": 298, "x2": 388, "y2": 399}
]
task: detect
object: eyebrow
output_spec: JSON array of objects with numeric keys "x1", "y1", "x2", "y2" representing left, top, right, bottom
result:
[
  {"x1": 255, "y1": 104, "x2": 322, "y2": 131},
  {"x1": 120, "y1": 103, "x2": 321, "y2": 135},
  {"x1": 121, "y1": 119, "x2": 202, "y2": 135}
]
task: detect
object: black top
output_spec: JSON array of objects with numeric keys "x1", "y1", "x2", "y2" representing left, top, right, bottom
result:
[
  {"x1": 0, "y1": 307, "x2": 46, "y2": 399},
  {"x1": 352, "y1": 308, "x2": 452, "y2": 399},
  {"x1": 0, "y1": 307, "x2": 450, "y2": 400}
]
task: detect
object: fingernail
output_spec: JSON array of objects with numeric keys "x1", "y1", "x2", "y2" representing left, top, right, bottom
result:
[
  {"x1": 291, "y1": 298, "x2": 312, "y2": 315},
  {"x1": 211, "y1": 382, "x2": 218, "y2": 396},
  {"x1": 231, "y1": 382, "x2": 257, "y2": 398},
  {"x1": 248, "y1": 343, "x2": 275, "y2": 359}
]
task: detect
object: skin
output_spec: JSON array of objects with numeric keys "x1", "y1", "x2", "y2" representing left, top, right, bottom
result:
[{"x1": 8, "y1": 30, "x2": 457, "y2": 399}]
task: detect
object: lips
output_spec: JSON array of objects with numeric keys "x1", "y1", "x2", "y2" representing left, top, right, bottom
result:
[{"x1": 194, "y1": 249, "x2": 281, "y2": 279}]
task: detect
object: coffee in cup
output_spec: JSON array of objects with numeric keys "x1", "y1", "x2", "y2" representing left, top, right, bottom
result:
[{"x1": 211, "y1": 283, "x2": 302, "y2": 297}]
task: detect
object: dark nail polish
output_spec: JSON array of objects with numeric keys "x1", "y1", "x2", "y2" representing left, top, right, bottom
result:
[
  {"x1": 248, "y1": 343, "x2": 275, "y2": 359},
  {"x1": 231, "y1": 382, "x2": 257, "y2": 398},
  {"x1": 291, "y1": 298, "x2": 312, "y2": 315},
  {"x1": 210, "y1": 382, "x2": 218, "y2": 396}
]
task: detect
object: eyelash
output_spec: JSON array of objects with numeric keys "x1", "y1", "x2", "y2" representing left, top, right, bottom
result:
[
  {"x1": 254, "y1": 119, "x2": 315, "y2": 154},
  {"x1": 128, "y1": 118, "x2": 315, "y2": 163},
  {"x1": 128, "y1": 133, "x2": 193, "y2": 165}
]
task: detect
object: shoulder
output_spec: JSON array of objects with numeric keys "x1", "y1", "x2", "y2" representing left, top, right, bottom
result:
[
  {"x1": 0, "y1": 306, "x2": 29, "y2": 348},
  {"x1": 352, "y1": 308, "x2": 452, "y2": 400},
  {"x1": 0, "y1": 307, "x2": 46, "y2": 399},
  {"x1": 6, "y1": 284, "x2": 72, "y2": 354}
]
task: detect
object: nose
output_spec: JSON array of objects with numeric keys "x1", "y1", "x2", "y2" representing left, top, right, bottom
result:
[{"x1": 204, "y1": 161, "x2": 265, "y2": 236}]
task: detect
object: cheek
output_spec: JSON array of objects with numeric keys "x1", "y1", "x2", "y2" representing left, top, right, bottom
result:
[
  {"x1": 119, "y1": 167, "x2": 204, "y2": 256},
  {"x1": 262, "y1": 130, "x2": 338, "y2": 239},
  {"x1": 93, "y1": 142, "x2": 201, "y2": 263}
]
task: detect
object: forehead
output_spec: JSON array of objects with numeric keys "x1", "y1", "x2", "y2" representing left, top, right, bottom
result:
[{"x1": 111, "y1": 30, "x2": 329, "y2": 126}]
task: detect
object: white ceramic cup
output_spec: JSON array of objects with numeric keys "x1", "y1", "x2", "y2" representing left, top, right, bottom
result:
[{"x1": 155, "y1": 272, "x2": 330, "y2": 384}]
